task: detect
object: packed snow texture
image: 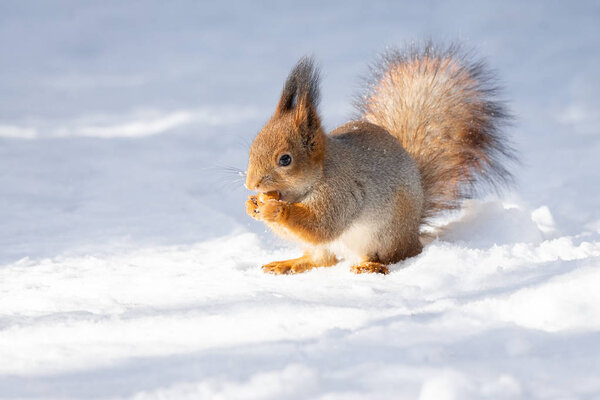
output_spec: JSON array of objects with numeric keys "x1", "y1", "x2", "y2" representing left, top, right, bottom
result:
[{"x1": 1, "y1": 1, "x2": 599, "y2": 399}]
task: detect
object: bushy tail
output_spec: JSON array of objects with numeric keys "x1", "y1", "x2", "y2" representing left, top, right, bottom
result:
[{"x1": 357, "y1": 43, "x2": 516, "y2": 222}]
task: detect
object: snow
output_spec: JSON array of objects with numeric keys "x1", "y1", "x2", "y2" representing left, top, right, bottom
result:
[{"x1": 1, "y1": 1, "x2": 599, "y2": 399}]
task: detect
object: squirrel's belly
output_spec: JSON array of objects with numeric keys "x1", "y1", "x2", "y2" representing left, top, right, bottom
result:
[{"x1": 325, "y1": 217, "x2": 381, "y2": 263}]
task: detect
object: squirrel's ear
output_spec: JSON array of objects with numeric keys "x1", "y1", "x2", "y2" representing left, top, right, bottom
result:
[
  {"x1": 293, "y1": 94, "x2": 321, "y2": 131},
  {"x1": 275, "y1": 56, "x2": 320, "y2": 117},
  {"x1": 294, "y1": 94, "x2": 324, "y2": 154}
]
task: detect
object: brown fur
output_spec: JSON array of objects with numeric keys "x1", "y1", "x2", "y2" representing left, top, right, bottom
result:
[{"x1": 387, "y1": 189, "x2": 423, "y2": 262}]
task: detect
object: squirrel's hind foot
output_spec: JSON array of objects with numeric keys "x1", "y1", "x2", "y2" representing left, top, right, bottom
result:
[
  {"x1": 350, "y1": 261, "x2": 390, "y2": 275},
  {"x1": 262, "y1": 258, "x2": 314, "y2": 274},
  {"x1": 262, "y1": 253, "x2": 336, "y2": 274}
]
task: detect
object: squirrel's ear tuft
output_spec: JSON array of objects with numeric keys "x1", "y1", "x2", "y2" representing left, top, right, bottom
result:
[{"x1": 276, "y1": 56, "x2": 321, "y2": 116}]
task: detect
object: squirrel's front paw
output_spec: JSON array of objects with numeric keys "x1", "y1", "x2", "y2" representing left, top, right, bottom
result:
[
  {"x1": 258, "y1": 199, "x2": 288, "y2": 222},
  {"x1": 246, "y1": 195, "x2": 260, "y2": 219}
]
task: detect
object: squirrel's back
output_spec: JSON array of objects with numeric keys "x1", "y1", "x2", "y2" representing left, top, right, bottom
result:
[{"x1": 357, "y1": 43, "x2": 516, "y2": 223}]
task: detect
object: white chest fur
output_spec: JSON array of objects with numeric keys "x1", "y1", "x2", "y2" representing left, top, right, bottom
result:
[{"x1": 325, "y1": 217, "x2": 379, "y2": 263}]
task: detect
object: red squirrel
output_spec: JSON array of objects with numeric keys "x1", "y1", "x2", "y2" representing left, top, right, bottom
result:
[{"x1": 246, "y1": 43, "x2": 515, "y2": 274}]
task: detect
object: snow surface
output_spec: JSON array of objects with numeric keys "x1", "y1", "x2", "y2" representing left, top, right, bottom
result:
[{"x1": 1, "y1": 1, "x2": 599, "y2": 399}]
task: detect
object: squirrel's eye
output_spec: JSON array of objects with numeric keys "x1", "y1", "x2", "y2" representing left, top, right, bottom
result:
[{"x1": 278, "y1": 154, "x2": 292, "y2": 167}]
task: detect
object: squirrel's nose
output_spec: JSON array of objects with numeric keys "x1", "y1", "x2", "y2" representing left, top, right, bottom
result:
[{"x1": 245, "y1": 173, "x2": 263, "y2": 191}]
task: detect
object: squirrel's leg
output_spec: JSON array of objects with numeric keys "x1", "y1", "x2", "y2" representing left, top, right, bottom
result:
[
  {"x1": 350, "y1": 261, "x2": 390, "y2": 275},
  {"x1": 263, "y1": 249, "x2": 337, "y2": 275},
  {"x1": 254, "y1": 199, "x2": 335, "y2": 244},
  {"x1": 350, "y1": 235, "x2": 422, "y2": 275}
]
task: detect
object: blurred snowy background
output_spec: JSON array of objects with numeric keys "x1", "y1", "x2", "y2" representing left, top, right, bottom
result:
[{"x1": 1, "y1": 1, "x2": 599, "y2": 399}]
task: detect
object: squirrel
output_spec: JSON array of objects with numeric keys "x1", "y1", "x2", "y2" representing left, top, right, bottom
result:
[{"x1": 245, "y1": 43, "x2": 515, "y2": 275}]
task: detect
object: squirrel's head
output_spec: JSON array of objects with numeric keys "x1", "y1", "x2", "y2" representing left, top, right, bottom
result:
[{"x1": 246, "y1": 57, "x2": 325, "y2": 203}]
